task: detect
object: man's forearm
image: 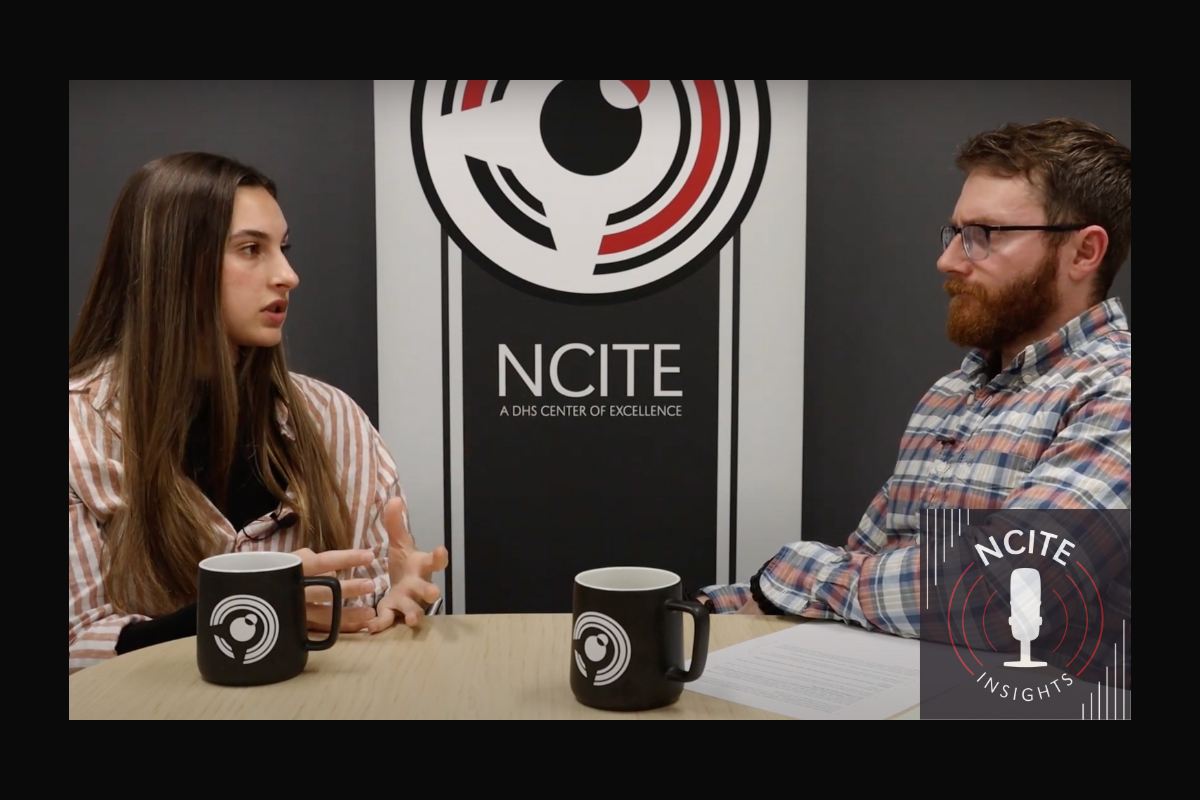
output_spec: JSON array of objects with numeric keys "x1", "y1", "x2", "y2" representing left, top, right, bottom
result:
[
  {"x1": 753, "y1": 540, "x2": 922, "y2": 638},
  {"x1": 693, "y1": 582, "x2": 752, "y2": 613}
]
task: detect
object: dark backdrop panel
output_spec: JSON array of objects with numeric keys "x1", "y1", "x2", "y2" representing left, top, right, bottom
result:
[
  {"x1": 803, "y1": 80, "x2": 1131, "y2": 545},
  {"x1": 460, "y1": 252, "x2": 721, "y2": 613},
  {"x1": 68, "y1": 80, "x2": 379, "y2": 422}
]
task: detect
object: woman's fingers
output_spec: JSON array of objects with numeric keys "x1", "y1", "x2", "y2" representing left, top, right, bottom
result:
[
  {"x1": 305, "y1": 578, "x2": 376, "y2": 604},
  {"x1": 306, "y1": 603, "x2": 378, "y2": 632},
  {"x1": 293, "y1": 548, "x2": 376, "y2": 577}
]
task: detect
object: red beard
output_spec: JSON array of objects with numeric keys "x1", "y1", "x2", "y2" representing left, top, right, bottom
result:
[{"x1": 945, "y1": 249, "x2": 1060, "y2": 353}]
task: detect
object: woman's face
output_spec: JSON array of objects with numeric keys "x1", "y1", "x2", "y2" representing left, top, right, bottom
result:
[{"x1": 221, "y1": 186, "x2": 298, "y2": 348}]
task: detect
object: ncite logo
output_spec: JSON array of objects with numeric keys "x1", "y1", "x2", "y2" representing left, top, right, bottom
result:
[
  {"x1": 573, "y1": 612, "x2": 632, "y2": 687},
  {"x1": 411, "y1": 80, "x2": 771, "y2": 296},
  {"x1": 920, "y1": 510, "x2": 1131, "y2": 720},
  {"x1": 209, "y1": 594, "x2": 280, "y2": 665}
]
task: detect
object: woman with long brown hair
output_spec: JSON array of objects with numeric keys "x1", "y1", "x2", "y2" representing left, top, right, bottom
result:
[{"x1": 69, "y1": 152, "x2": 448, "y2": 675}]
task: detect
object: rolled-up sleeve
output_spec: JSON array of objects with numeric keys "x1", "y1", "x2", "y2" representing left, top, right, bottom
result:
[
  {"x1": 696, "y1": 481, "x2": 921, "y2": 638},
  {"x1": 69, "y1": 393, "x2": 150, "y2": 676},
  {"x1": 69, "y1": 492, "x2": 151, "y2": 675},
  {"x1": 293, "y1": 376, "x2": 407, "y2": 608}
]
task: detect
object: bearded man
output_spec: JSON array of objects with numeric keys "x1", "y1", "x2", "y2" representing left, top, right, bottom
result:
[{"x1": 693, "y1": 119, "x2": 1131, "y2": 667}]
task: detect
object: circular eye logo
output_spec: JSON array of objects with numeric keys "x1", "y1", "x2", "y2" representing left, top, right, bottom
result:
[
  {"x1": 210, "y1": 594, "x2": 280, "y2": 665},
  {"x1": 411, "y1": 80, "x2": 771, "y2": 297},
  {"x1": 573, "y1": 611, "x2": 632, "y2": 687}
]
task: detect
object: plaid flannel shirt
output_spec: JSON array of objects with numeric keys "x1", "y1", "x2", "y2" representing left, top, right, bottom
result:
[{"x1": 698, "y1": 298, "x2": 1130, "y2": 682}]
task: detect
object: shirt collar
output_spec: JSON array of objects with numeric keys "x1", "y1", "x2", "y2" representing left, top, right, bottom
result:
[
  {"x1": 276, "y1": 397, "x2": 296, "y2": 441},
  {"x1": 960, "y1": 297, "x2": 1129, "y2": 388}
]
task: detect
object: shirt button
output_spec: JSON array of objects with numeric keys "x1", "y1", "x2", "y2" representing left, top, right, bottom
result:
[{"x1": 935, "y1": 462, "x2": 948, "y2": 475}]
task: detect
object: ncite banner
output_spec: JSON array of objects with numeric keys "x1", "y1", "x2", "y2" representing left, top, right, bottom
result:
[
  {"x1": 375, "y1": 81, "x2": 808, "y2": 614},
  {"x1": 920, "y1": 509, "x2": 1131, "y2": 720}
]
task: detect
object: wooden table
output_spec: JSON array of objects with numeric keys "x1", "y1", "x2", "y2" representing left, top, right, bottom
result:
[{"x1": 69, "y1": 614, "x2": 920, "y2": 720}]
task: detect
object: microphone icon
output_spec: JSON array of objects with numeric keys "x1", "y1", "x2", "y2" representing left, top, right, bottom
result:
[{"x1": 1004, "y1": 568, "x2": 1048, "y2": 668}]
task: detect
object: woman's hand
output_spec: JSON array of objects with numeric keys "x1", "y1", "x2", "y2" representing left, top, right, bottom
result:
[
  {"x1": 366, "y1": 498, "x2": 450, "y2": 633},
  {"x1": 293, "y1": 547, "x2": 379, "y2": 632}
]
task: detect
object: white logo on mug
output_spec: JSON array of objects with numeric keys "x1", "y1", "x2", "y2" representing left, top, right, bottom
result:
[
  {"x1": 210, "y1": 594, "x2": 280, "y2": 665},
  {"x1": 573, "y1": 612, "x2": 632, "y2": 686}
]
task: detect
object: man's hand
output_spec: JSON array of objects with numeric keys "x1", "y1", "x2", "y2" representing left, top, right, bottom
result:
[
  {"x1": 367, "y1": 498, "x2": 450, "y2": 633},
  {"x1": 736, "y1": 599, "x2": 765, "y2": 616},
  {"x1": 293, "y1": 547, "x2": 379, "y2": 632}
]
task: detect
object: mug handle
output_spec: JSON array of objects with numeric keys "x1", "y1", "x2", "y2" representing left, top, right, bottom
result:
[
  {"x1": 303, "y1": 576, "x2": 342, "y2": 651},
  {"x1": 664, "y1": 599, "x2": 709, "y2": 682}
]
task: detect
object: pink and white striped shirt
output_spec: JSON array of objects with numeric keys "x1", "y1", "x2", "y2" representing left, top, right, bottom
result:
[{"x1": 68, "y1": 359, "x2": 405, "y2": 675}]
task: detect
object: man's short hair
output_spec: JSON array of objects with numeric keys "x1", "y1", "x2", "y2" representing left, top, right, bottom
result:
[{"x1": 956, "y1": 118, "x2": 1131, "y2": 303}]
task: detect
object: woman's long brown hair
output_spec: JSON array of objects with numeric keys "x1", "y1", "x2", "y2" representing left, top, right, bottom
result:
[{"x1": 69, "y1": 152, "x2": 352, "y2": 616}]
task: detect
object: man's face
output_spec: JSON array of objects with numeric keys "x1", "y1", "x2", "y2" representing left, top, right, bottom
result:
[{"x1": 937, "y1": 170, "x2": 1063, "y2": 353}]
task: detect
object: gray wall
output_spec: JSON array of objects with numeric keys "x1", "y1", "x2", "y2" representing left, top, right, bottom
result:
[
  {"x1": 802, "y1": 80, "x2": 1131, "y2": 546},
  {"x1": 68, "y1": 80, "x2": 379, "y2": 423}
]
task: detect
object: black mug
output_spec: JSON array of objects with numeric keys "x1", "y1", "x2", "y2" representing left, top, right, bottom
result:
[
  {"x1": 571, "y1": 567, "x2": 710, "y2": 712},
  {"x1": 197, "y1": 552, "x2": 342, "y2": 687}
]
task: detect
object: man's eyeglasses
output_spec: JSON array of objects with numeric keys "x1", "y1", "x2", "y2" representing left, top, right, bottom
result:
[{"x1": 941, "y1": 224, "x2": 1088, "y2": 262}]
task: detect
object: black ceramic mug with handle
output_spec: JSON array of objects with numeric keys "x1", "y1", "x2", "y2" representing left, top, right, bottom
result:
[
  {"x1": 570, "y1": 566, "x2": 710, "y2": 712},
  {"x1": 196, "y1": 551, "x2": 342, "y2": 687}
]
